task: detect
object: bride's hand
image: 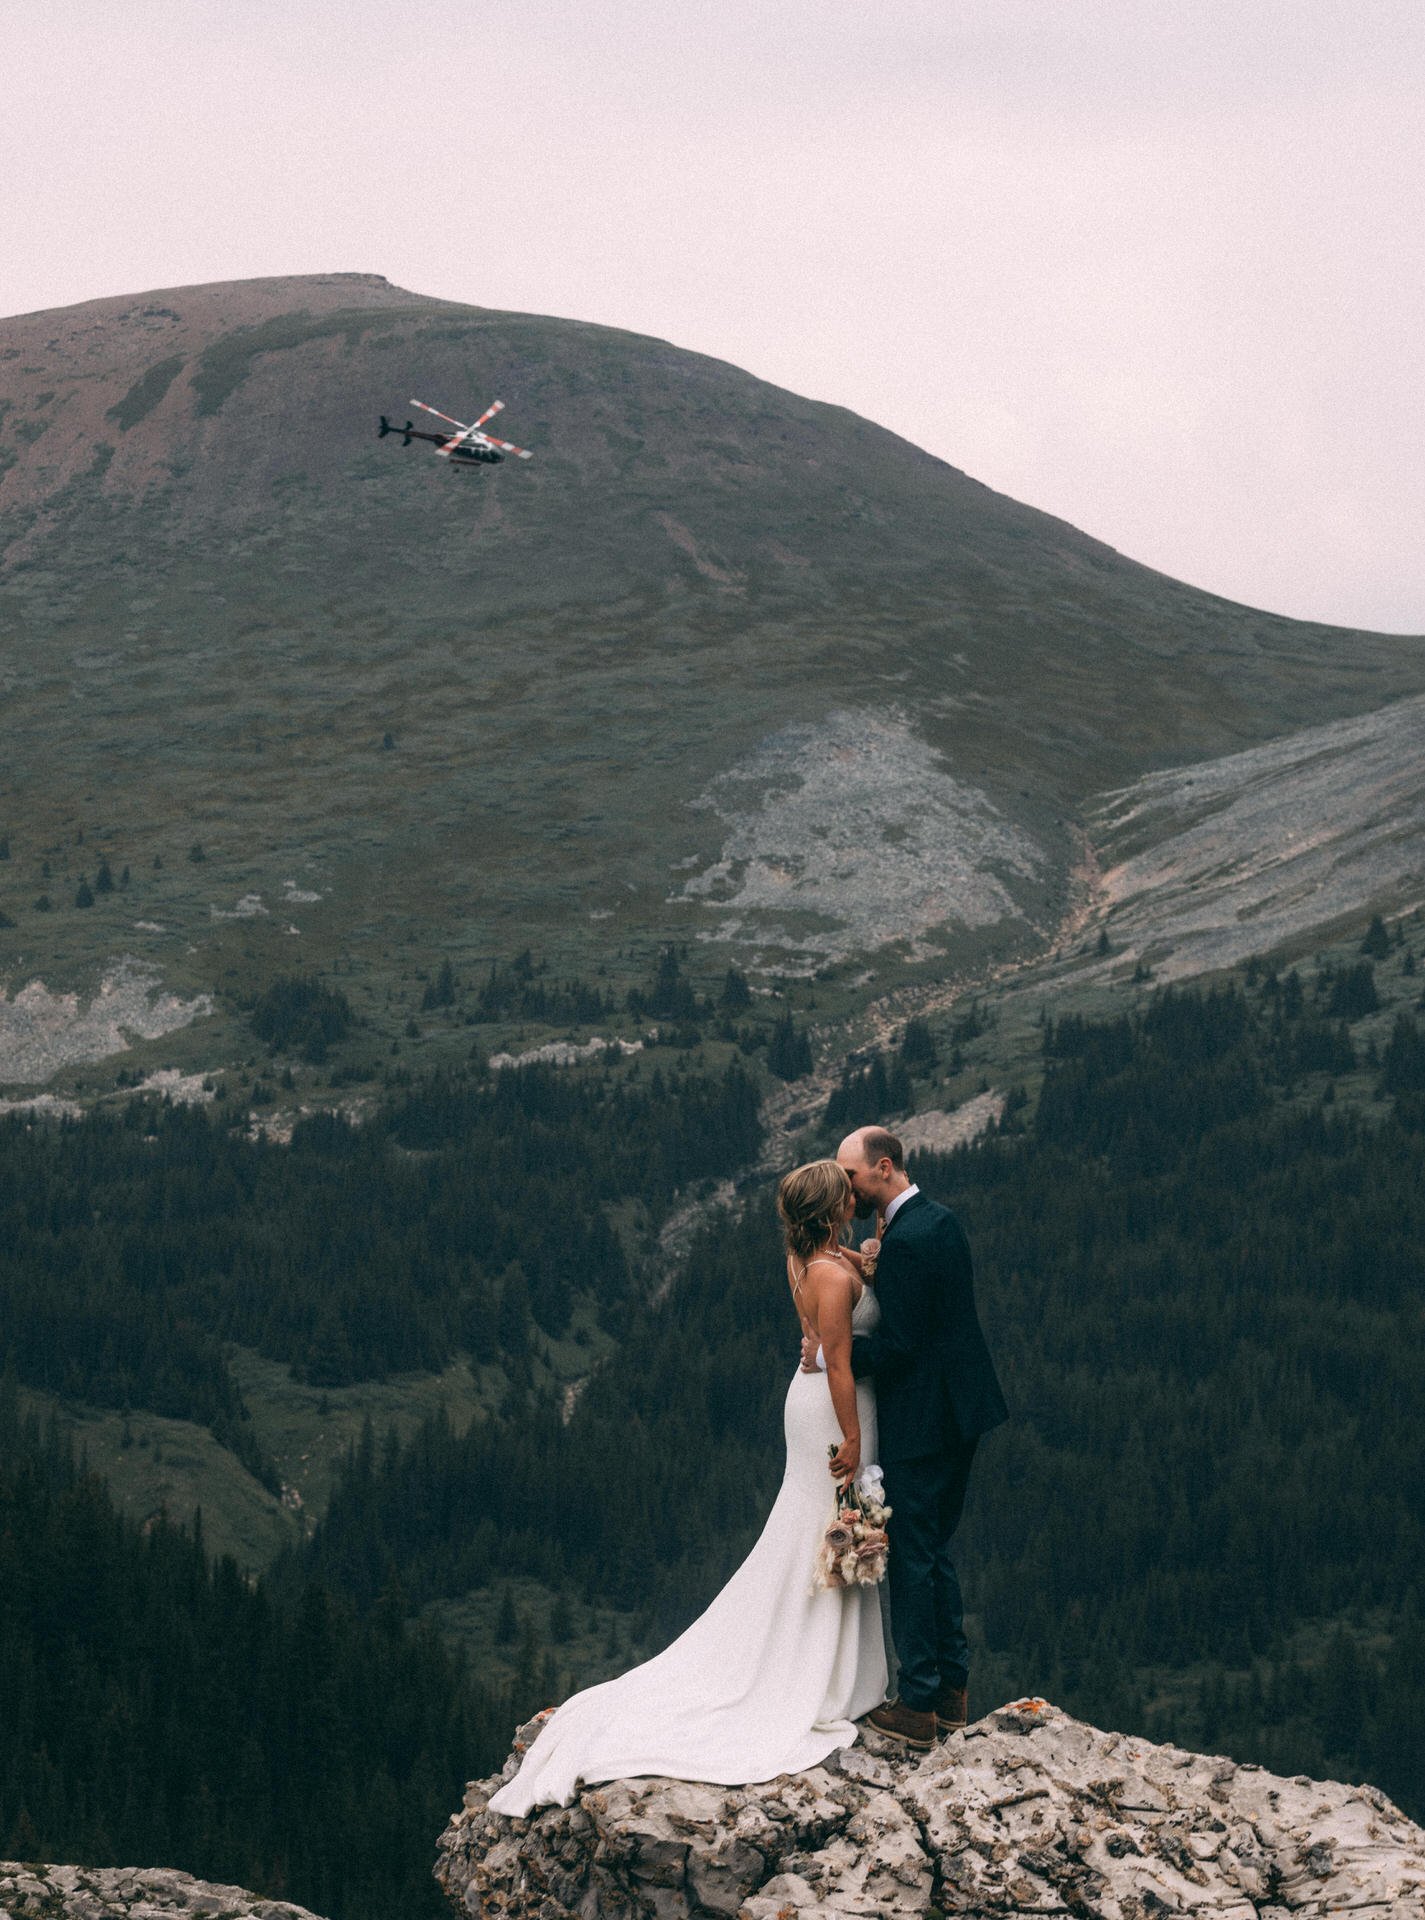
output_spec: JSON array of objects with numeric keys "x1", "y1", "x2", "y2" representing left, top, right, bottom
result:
[{"x1": 828, "y1": 1432, "x2": 860, "y2": 1482}]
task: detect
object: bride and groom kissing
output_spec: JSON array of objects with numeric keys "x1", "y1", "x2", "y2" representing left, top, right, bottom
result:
[{"x1": 488, "y1": 1124, "x2": 1007, "y2": 1818}]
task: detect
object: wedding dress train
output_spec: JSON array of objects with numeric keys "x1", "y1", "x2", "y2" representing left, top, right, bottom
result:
[{"x1": 487, "y1": 1285, "x2": 888, "y2": 1815}]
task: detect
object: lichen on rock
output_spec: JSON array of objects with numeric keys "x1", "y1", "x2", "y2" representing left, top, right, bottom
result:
[
  {"x1": 434, "y1": 1699, "x2": 1425, "y2": 1919},
  {"x1": 0, "y1": 1864, "x2": 323, "y2": 1920}
]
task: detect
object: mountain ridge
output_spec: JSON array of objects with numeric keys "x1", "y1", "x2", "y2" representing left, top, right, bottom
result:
[{"x1": 2, "y1": 273, "x2": 1422, "y2": 1061}]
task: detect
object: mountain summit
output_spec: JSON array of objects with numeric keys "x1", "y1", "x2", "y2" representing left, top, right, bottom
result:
[{"x1": 2, "y1": 274, "x2": 1420, "y2": 981}]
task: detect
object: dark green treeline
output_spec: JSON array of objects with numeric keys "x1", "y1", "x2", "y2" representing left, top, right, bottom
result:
[
  {"x1": 0, "y1": 1050, "x2": 761, "y2": 1920},
  {"x1": 0, "y1": 1055, "x2": 760, "y2": 1432},
  {"x1": 0, "y1": 1385, "x2": 498, "y2": 1920},
  {"x1": 307, "y1": 981, "x2": 1425, "y2": 1821},
  {"x1": 4, "y1": 975, "x2": 1425, "y2": 1918}
]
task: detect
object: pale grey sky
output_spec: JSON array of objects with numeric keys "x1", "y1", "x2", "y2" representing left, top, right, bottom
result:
[{"x1": 4, "y1": 0, "x2": 1421, "y2": 632}]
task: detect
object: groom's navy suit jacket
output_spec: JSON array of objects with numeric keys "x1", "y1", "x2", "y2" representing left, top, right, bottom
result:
[{"x1": 851, "y1": 1191, "x2": 1007, "y2": 1464}]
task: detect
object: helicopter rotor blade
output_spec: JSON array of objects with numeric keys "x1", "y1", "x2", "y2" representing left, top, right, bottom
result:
[
  {"x1": 410, "y1": 398, "x2": 471, "y2": 434},
  {"x1": 481, "y1": 435, "x2": 534, "y2": 460}
]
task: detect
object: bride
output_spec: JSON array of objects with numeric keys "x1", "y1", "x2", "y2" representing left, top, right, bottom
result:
[{"x1": 487, "y1": 1158, "x2": 889, "y2": 1816}]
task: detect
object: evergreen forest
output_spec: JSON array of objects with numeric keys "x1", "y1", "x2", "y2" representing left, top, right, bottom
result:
[{"x1": 3, "y1": 962, "x2": 1425, "y2": 1919}]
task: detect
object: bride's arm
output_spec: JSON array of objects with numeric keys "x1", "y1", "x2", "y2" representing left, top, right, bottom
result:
[{"x1": 816, "y1": 1270, "x2": 861, "y2": 1483}]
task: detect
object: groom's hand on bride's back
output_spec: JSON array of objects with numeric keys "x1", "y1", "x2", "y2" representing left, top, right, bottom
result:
[{"x1": 800, "y1": 1333, "x2": 822, "y2": 1372}]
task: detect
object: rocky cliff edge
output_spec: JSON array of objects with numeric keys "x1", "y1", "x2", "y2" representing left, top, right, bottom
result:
[
  {"x1": 6, "y1": 1702, "x2": 1423, "y2": 1920},
  {"x1": 0, "y1": 1865, "x2": 322, "y2": 1920},
  {"x1": 434, "y1": 1699, "x2": 1425, "y2": 1919}
]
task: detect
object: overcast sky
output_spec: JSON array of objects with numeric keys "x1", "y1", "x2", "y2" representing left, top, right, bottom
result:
[{"x1": 4, "y1": 0, "x2": 1421, "y2": 632}]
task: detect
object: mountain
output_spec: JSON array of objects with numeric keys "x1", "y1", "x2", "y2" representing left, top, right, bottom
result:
[
  {"x1": 1090, "y1": 691, "x2": 1425, "y2": 980},
  {"x1": 3, "y1": 272, "x2": 1422, "y2": 1074},
  {"x1": 4, "y1": 282, "x2": 1425, "y2": 1915}
]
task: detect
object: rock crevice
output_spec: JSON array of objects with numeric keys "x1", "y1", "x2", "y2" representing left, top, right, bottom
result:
[
  {"x1": 0, "y1": 1864, "x2": 322, "y2": 1920},
  {"x1": 434, "y1": 1699, "x2": 1425, "y2": 1919}
]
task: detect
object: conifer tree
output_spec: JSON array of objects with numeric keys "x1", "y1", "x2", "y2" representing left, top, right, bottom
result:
[
  {"x1": 495, "y1": 1586, "x2": 518, "y2": 1644},
  {"x1": 719, "y1": 966, "x2": 752, "y2": 1012},
  {"x1": 767, "y1": 1010, "x2": 812, "y2": 1081},
  {"x1": 1360, "y1": 914, "x2": 1391, "y2": 960},
  {"x1": 899, "y1": 1016, "x2": 938, "y2": 1072},
  {"x1": 497, "y1": 1265, "x2": 532, "y2": 1356}
]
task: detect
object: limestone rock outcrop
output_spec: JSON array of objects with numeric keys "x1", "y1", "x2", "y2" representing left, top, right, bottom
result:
[
  {"x1": 0, "y1": 1864, "x2": 324, "y2": 1920},
  {"x1": 434, "y1": 1698, "x2": 1425, "y2": 1918}
]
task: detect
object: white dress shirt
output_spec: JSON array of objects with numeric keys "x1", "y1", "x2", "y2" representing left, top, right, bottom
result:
[{"x1": 881, "y1": 1182, "x2": 919, "y2": 1227}]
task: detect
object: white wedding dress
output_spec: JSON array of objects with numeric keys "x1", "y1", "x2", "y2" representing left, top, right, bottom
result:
[{"x1": 488, "y1": 1285, "x2": 889, "y2": 1816}]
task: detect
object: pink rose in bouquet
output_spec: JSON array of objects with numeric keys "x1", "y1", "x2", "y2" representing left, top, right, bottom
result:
[{"x1": 813, "y1": 1445, "x2": 893, "y2": 1591}]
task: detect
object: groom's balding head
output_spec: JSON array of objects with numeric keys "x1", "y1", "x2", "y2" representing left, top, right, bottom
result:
[
  {"x1": 845, "y1": 1126, "x2": 904, "y2": 1172},
  {"x1": 836, "y1": 1125, "x2": 908, "y2": 1215}
]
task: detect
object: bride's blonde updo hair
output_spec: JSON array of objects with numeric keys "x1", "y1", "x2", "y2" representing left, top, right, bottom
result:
[{"x1": 777, "y1": 1159, "x2": 853, "y2": 1262}]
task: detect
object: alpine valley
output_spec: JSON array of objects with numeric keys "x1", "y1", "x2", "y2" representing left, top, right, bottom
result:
[{"x1": 2, "y1": 277, "x2": 1424, "y2": 1920}]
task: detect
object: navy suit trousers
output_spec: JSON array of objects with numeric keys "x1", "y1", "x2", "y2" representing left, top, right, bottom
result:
[{"x1": 884, "y1": 1437, "x2": 979, "y2": 1710}]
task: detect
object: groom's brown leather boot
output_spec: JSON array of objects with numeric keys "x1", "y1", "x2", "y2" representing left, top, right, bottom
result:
[
  {"x1": 934, "y1": 1683, "x2": 968, "y2": 1736},
  {"x1": 866, "y1": 1699, "x2": 936, "y2": 1751}
]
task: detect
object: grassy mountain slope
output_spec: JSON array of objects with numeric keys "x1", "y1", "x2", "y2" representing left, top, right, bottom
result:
[{"x1": 2, "y1": 273, "x2": 1421, "y2": 1071}]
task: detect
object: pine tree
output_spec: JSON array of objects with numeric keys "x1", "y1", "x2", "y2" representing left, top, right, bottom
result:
[
  {"x1": 1360, "y1": 914, "x2": 1391, "y2": 960},
  {"x1": 548, "y1": 1592, "x2": 574, "y2": 1641},
  {"x1": 422, "y1": 958, "x2": 456, "y2": 1011},
  {"x1": 767, "y1": 1010, "x2": 812, "y2": 1081},
  {"x1": 900, "y1": 1017, "x2": 938, "y2": 1072},
  {"x1": 719, "y1": 966, "x2": 752, "y2": 1012},
  {"x1": 495, "y1": 1586, "x2": 518, "y2": 1644},
  {"x1": 497, "y1": 1265, "x2": 531, "y2": 1356},
  {"x1": 1326, "y1": 962, "x2": 1378, "y2": 1019}
]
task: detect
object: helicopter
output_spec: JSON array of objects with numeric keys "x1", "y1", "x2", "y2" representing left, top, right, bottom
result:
[{"x1": 378, "y1": 398, "x2": 534, "y2": 467}]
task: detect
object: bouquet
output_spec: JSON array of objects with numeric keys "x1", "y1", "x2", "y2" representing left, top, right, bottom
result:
[{"x1": 813, "y1": 1450, "x2": 891, "y2": 1590}]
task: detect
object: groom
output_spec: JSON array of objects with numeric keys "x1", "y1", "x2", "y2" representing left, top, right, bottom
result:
[{"x1": 826, "y1": 1125, "x2": 1007, "y2": 1750}]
